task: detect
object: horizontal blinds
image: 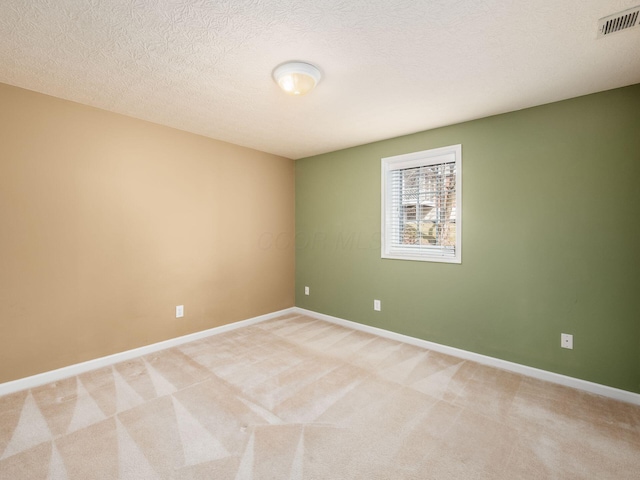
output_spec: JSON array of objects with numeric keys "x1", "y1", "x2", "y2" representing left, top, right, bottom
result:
[
  {"x1": 386, "y1": 152, "x2": 456, "y2": 171},
  {"x1": 387, "y1": 161, "x2": 457, "y2": 258}
]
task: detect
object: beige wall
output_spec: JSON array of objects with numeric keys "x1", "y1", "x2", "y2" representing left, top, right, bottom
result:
[{"x1": 0, "y1": 83, "x2": 295, "y2": 383}]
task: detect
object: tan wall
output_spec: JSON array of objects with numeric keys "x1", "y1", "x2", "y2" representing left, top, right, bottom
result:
[{"x1": 0, "y1": 83, "x2": 295, "y2": 383}]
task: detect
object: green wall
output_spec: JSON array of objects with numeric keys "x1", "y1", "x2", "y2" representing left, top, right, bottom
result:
[{"x1": 295, "y1": 84, "x2": 640, "y2": 394}]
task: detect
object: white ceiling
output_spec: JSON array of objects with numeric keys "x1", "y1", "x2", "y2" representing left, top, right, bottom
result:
[{"x1": 1, "y1": 0, "x2": 639, "y2": 160}]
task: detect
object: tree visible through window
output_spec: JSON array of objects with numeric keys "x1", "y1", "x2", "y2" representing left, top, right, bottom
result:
[{"x1": 382, "y1": 145, "x2": 461, "y2": 263}]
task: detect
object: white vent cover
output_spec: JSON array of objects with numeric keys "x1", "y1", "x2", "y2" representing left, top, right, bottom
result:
[{"x1": 598, "y1": 6, "x2": 640, "y2": 38}]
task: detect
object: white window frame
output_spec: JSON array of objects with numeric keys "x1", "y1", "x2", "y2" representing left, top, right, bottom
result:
[{"x1": 381, "y1": 144, "x2": 462, "y2": 264}]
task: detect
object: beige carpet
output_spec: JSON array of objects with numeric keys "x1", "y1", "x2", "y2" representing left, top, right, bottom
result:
[{"x1": 1, "y1": 313, "x2": 639, "y2": 479}]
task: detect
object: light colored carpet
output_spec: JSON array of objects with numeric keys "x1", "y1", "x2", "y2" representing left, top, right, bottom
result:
[{"x1": 1, "y1": 313, "x2": 639, "y2": 479}]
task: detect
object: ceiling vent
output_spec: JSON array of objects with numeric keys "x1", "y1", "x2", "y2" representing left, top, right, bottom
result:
[{"x1": 598, "y1": 6, "x2": 640, "y2": 38}]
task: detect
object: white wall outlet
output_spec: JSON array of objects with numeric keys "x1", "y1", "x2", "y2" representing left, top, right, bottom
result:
[
  {"x1": 561, "y1": 333, "x2": 573, "y2": 349},
  {"x1": 374, "y1": 299, "x2": 381, "y2": 311},
  {"x1": 304, "y1": 286, "x2": 310, "y2": 296},
  {"x1": 176, "y1": 305, "x2": 184, "y2": 318}
]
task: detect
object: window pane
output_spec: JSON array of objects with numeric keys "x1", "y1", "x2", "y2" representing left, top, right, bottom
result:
[
  {"x1": 392, "y1": 162, "x2": 456, "y2": 249},
  {"x1": 382, "y1": 144, "x2": 461, "y2": 263}
]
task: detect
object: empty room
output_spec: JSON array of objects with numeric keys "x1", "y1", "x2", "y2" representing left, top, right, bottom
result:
[{"x1": 1, "y1": 1, "x2": 639, "y2": 479}]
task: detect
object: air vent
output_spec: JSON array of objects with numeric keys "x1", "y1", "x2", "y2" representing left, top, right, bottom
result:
[{"x1": 598, "y1": 5, "x2": 640, "y2": 38}]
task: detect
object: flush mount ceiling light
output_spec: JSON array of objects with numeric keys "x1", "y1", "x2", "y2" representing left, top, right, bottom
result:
[{"x1": 272, "y1": 61, "x2": 322, "y2": 96}]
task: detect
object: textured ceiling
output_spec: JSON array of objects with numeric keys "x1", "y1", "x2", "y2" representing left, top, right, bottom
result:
[{"x1": 1, "y1": 0, "x2": 639, "y2": 159}]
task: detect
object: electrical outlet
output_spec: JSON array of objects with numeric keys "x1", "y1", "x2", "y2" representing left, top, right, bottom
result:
[
  {"x1": 561, "y1": 333, "x2": 573, "y2": 349},
  {"x1": 374, "y1": 299, "x2": 381, "y2": 311},
  {"x1": 304, "y1": 286, "x2": 310, "y2": 296},
  {"x1": 176, "y1": 305, "x2": 184, "y2": 318}
]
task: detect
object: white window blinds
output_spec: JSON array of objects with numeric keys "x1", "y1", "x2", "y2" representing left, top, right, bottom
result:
[{"x1": 382, "y1": 145, "x2": 461, "y2": 263}]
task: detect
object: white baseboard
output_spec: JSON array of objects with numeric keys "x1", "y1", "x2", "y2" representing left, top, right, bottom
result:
[
  {"x1": 293, "y1": 307, "x2": 640, "y2": 406},
  {"x1": 4, "y1": 305, "x2": 638, "y2": 406},
  {"x1": 0, "y1": 307, "x2": 296, "y2": 397}
]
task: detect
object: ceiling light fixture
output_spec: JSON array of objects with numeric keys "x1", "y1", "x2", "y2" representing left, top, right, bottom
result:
[{"x1": 273, "y1": 61, "x2": 322, "y2": 96}]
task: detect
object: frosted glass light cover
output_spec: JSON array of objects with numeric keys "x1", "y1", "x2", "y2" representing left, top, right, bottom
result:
[{"x1": 273, "y1": 62, "x2": 321, "y2": 96}]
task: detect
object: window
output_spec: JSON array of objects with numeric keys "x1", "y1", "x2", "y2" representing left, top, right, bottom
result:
[{"x1": 381, "y1": 144, "x2": 461, "y2": 263}]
